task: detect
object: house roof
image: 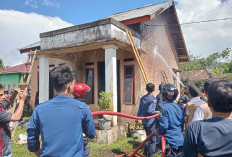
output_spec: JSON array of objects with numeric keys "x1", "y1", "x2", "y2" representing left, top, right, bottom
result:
[
  {"x1": 1, "y1": 63, "x2": 31, "y2": 74},
  {"x1": 20, "y1": 41, "x2": 40, "y2": 53},
  {"x1": 19, "y1": 0, "x2": 189, "y2": 62},
  {"x1": 182, "y1": 70, "x2": 232, "y2": 82},
  {"x1": 105, "y1": 1, "x2": 172, "y2": 24},
  {"x1": 106, "y1": 0, "x2": 189, "y2": 62}
]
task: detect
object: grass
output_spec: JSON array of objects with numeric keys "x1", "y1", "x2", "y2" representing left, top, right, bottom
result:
[
  {"x1": 89, "y1": 137, "x2": 144, "y2": 157},
  {"x1": 12, "y1": 127, "x2": 161, "y2": 157},
  {"x1": 12, "y1": 127, "x2": 34, "y2": 157}
]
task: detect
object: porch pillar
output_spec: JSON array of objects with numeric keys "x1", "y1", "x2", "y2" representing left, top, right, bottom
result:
[
  {"x1": 39, "y1": 55, "x2": 49, "y2": 103},
  {"x1": 103, "y1": 45, "x2": 118, "y2": 127}
]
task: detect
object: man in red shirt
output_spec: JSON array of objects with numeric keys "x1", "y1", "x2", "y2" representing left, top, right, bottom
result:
[{"x1": 0, "y1": 84, "x2": 26, "y2": 157}]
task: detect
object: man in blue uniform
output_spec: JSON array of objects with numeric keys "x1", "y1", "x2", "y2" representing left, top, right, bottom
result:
[
  {"x1": 182, "y1": 80, "x2": 232, "y2": 157},
  {"x1": 156, "y1": 83, "x2": 164, "y2": 111},
  {"x1": 158, "y1": 84, "x2": 184, "y2": 157},
  {"x1": 27, "y1": 64, "x2": 96, "y2": 157},
  {"x1": 137, "y1": 83, "x2": 157, "y2": 157}
]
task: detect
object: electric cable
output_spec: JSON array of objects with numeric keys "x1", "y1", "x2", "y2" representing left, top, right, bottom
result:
[{"x1": 144, "y1": 17, "x2": 232, "y2": 27}]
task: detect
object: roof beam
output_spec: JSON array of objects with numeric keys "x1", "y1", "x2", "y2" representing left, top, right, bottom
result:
[
  {"x1": 120, "y1": 15, "x2": 150, "y2": 25},
  {"x1": 178, "y1": 55, "x2": 188, "y2": 58}
]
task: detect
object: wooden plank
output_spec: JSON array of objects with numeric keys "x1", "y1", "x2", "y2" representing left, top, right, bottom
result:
[
  {"x1": 186, "y1": 77, "x2": 207, "y2": 102},
  {"x1": 128, "y1": 30, "x2": 148, "y2": 83},
  {"x1": 11, "y1": 50, "x2": 37, "y2": 138},
  {"x1": 161, "y1": 70, "x2": 169, "y2": 83},
  {"x1": 126, "y1": 29, "x2": 149, "y2": 84}
]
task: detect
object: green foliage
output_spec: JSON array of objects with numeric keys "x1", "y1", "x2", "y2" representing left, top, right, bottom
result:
[
  {"x1": 12, "y1": 126, "x2": 161, "y2": 157},
  {"x1": 223, "y1": 60, "x2": 232, "y2": 73},
  {"x1": 0, "y1": 58, "x2": 4, "y2": 71},
  {"x1": 12, "y1": 144, "x2": 34, "y2": 157},
  {"x1": 97, "y1": 91, "x2": 113, "y2": 111},
  {"x1": 179, "y1": 48, "x2": 232, "y2": 74},
  {"x1": 12, "y1": 127, "x2": 34, "y2": 157}
]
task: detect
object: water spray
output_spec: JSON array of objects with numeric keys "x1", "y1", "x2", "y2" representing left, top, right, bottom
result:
[{"x1": 153, "y1": 46, "x2": 185, "y2": 87}]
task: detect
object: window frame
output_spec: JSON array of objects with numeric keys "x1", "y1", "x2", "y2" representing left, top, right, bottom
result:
[
  {"x1": 123, "y1": 65, "x2": 135, "y2": 105},
  {"x1": 85, "y1": 68, "x2": 94, "y2": 104}
]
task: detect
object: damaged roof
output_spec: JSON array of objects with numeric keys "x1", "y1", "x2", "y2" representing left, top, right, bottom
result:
[{"x1": 106, "y1": 1, "x2": 172, "y2": 23}]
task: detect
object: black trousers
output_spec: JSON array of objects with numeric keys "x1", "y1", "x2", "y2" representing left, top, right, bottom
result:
[
  {"x1": 165, "y1": 143, "x2": 182, "y2": 157},
  {"x1": 143, "y1": 121, "x2": 156, "y2": 157}
]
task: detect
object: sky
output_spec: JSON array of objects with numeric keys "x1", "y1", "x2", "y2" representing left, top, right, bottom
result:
[{"x1": 0, "y1": 0, "x2": 232, "y2": 66}]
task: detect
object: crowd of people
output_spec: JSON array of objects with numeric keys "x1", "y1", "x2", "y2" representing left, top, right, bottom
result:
[
  {"x1": 0, "y1": 63, "x2": 232, "y2": 157},
  {"x1": 138, "y1": 79, "x2": 232, "y2": 157}
]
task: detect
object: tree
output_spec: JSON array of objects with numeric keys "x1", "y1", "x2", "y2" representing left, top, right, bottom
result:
[
  {"x1": 179, "y1": 48, "x2": 232, "y2": 74},
  {"x1": 0, "y1": 58, "x2": 4, "y2": 71},
  {"x1": 179, "y1": 54, "x2": 204, "y2": 71}
]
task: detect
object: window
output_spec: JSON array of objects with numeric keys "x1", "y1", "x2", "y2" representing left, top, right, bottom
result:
[
  {"x1": 124, "y1": 65, "x2": 134, "y2": 104},
  {"x1": 8, "y1": 84, "x2": 10, "y2": 91},
  {"x1": 85, "y1": 68, "x2": 94, "y2": 104}
]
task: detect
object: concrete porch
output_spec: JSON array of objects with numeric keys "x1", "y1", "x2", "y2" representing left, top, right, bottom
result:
[{"x1": 94, "y1": 120, "x2": 129, "y2": 145}]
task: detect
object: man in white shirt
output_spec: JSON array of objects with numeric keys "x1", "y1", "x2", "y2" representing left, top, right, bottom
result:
[{"x1": 191, "y1": 79, "x2": 218, "y2": 122}]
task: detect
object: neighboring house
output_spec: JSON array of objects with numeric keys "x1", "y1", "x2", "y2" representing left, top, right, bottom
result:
[
  {"x1": 20, "y1": 0, "x2": 189, "y2": 126},
  {"x1": 0, "y1": 63, "x2": 30, "y2": 92},
  {"x1": 182, "y1": 69, "x2": 232, "y2": 82}
]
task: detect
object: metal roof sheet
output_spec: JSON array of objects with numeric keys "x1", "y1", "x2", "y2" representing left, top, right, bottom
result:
[
  {"x1": 1, "y1": 63, "x2": 30, "y2": 74},
  {"x1": 20, "y1": 41, "x2": 40, "y2": 53},
  {"x1": 105, "y1": 1, "x2": 172, "y2": 21},
  {"x1": 20, "y1": 41, "x2": 40, "y2": 50}
]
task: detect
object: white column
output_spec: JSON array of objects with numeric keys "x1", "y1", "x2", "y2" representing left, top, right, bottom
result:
[
  {"x1": 103, "y1": 45, "x2": 118, "y2": 127},
  {"x1": 39, "y1": 55, "x2": 49, "y2": 103}
]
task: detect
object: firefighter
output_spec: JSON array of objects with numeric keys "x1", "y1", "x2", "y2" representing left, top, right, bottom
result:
[
  {"x1": 73, "y1": 83, "x2": 91, "y2": 157},
  {"x1": 137, "y1": 83, "x2": 157, "y2": 157},
  {"x1": 156, "y1": 83, "x2": 164, "y2": 111},
  {"x1": 158, "y1": 84, "x2": 184, "y2": 157}
]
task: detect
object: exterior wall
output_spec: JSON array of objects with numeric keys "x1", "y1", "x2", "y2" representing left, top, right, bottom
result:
[
  {"x1": 139, "y1": 12, "x2": 181, "y2": 96},
  {"x1": 78, "y1": 48, "x2": 142, "y2": 121},
  {"x1": 117, "y1": 50, "x2": 141, "y2": 122},
  {"x1": 30, "y1": 57, "x2": 73, "y2": 109},
  {"x1": 30, "y1": 49, "x2": 142, "y2": 123},
  {"x1": 0, "y1": 73, "x2": 21, "y2": 92}
]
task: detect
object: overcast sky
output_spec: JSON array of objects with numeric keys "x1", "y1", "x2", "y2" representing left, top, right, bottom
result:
[{"x1": 0, "y1": 0, "x2": 231, "y2": 66}]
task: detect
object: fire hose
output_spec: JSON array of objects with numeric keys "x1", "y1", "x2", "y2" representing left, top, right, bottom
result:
[
  {"x1": 92, "y1": 111, "x2": 165, "y2": 157},
  {"x1": 92, "y1": 104, "x2": 187, "y2": 157},
  {"x1": 92, "y1": 111, "x2": 160, "y2": 120}
]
